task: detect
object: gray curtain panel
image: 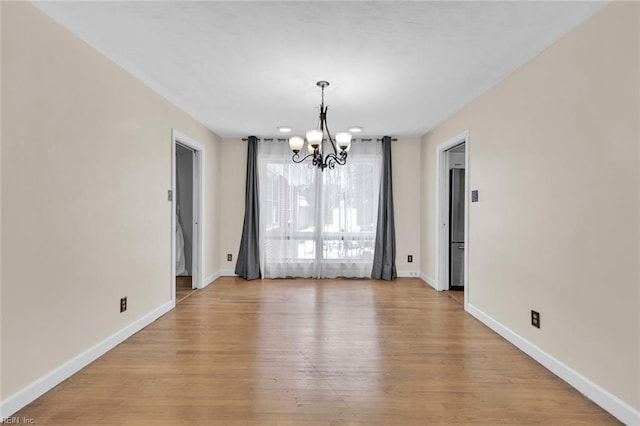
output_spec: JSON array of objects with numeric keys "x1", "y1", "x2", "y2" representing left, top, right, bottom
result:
[
  {"x1": 371, "y1": 136, "x2": 397, "y2": 280},
  {"x1": 235, "y1": 136, "x2": 261, "y2": 280}
]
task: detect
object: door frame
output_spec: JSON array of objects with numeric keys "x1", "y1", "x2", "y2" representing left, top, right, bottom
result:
[
  {"x1": 171, "y1": 129, "x2": 205, "y2": 304},
  {"x1": 435, "y1": 130, "x2": 470, "y2": 304}
]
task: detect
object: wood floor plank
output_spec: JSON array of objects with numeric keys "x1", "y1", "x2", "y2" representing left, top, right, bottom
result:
[
  {"x1": 176, "y1": 276, "x2": 197, "y2": 304},
  {"x1": 15, "y1": 277, "x2": 620, "y2": 425}
]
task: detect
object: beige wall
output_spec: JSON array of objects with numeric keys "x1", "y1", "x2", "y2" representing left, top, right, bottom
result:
[
  {"x1": 420, "y1": 136, "x2": 438, "y2": 282},
  {"x1": 637, "y1": 2, "x2": 640, "y2": 406},
  {"x1": 1, "y1": 2, "x2": 220, "y2": 398},
  {"x1": 392, "y1": 138, "x2": 421, "y2": 274},
  {"x1": 204, "y1": 136, "x2": 221, "y2": 279},
  {"x1": 0, "y1": 0, "x2": 3, "y2": 404},
  {"x1": 420, "y1": 2, "x2": 639, "y2": 410},
  {"x1": 219, "y1": 138, "x2": 247, "y2": 270},
  {"x1": 218, "y1": 137, "x2": 422, "y2": 275}
]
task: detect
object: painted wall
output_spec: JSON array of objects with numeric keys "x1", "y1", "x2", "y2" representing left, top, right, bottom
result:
[
  {"x1": 219, "y1": 137, "x2": 422, "y2": 276},
  {"x1": 204, "y1": 135, "x2": 221, "y2": 282},
  {"x1": 637, "y1": 0, "x2": 640, "y2": 406},
  {"x1": 420, "y1": 134, "x2": 438, "y2": 284},
  {"x1": 0, "y1": 0, "x2": 3, "y2": 405},
  {"x1": 392, "y1": 138, "x2": 421, "y2": 276},
  {"x1": 420, "y1": 1, "x2": 639, "y2": 412},
  {"x1": 219, "y1": 138, "x2": 247, "y2": 272},
  {"x1": 1, "y1": 1, "x2": 220, "y2": 402}
]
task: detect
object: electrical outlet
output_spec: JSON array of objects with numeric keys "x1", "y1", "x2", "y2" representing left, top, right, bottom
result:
[
  {"x1": 227, "y1": 253, "x2": 233, "y2": 262},
  {"x1": 407, "y1": 255, "x2": 413, "y2": 263},
  {"x1": 120, "y1": 297, "x2": 127, "y2": 313},
  {"x1": 531, "y1": 310, "x2": 540, "y2": 328}
]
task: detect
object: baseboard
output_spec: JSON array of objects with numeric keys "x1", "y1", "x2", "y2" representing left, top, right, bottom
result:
[
  {"x1": 465, "y1": 303, "x2": 640, "y2": 426},
  {"x1": 419, "y1": 272, "x2": 438, "y2": 290},
  {"x1": 0, "y1": 301, "x2": 174, "y2": 418},
  {"x1": 397, "y1": 270, "x2": 420, "y2": 278},
  {"x1": 202, "y1": 271, "x2": 222, "y2": 289},
  {"x1": 218, "y1": 269, "x2": 237, "y2": 277}
]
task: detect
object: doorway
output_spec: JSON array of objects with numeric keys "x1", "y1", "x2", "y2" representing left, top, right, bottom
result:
[
  {"x1": 171, "y1": 130, "x2": 204, "y2": 305},
  {"x1": 447, "y1": 144, "x2": 465, "y2": 292},
  {"x1": 436, "y1": 131, "x2": 469, "y2": 307}
]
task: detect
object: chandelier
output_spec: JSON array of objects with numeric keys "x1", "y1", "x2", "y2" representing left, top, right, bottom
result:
[{"x1": 288, "y1": 81, "x2": 352, "y2": 171}]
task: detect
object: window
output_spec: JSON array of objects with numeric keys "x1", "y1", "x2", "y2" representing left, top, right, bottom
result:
[{"x1": 258, "y1": 140, "x2": 382, "y2": 278}]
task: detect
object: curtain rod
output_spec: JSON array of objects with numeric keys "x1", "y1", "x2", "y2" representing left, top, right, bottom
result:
[{"x1": 241, "y1": 137, "x2": 397, "y2": 142}]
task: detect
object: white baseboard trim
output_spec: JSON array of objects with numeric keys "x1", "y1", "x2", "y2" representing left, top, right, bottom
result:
[
  {"x1": 201, "y1": 271, "x2": 222, "y2": 289},
  {"x1": 218, "y1": 269, "x2": 237, "y2": 277},
  {"x1": 419, "y1": 272, "x2": 438, "y2": 290},
  {"x1": 397, "y1": 270, "x2": 420, "y2": 278},
  {"x1": 0, "y1": 301, "x2": 174, "y2": 418},
  {"x1": 465, "y1": 303, "x2": 640, "y2": 426}
]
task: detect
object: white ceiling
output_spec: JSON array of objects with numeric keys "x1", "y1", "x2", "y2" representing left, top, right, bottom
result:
[{"x1": 33, "y1": 1, "x2": 605, "y2": 138}]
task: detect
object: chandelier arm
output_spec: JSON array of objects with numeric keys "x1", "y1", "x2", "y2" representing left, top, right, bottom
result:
[
  {"x1": 292, "y1": 152, "x2": 317, "y2": 164},
  {"x1": 324, "y1": 152, "x2": 347, "y2": 170},
  {"x1": 324, "y1": 154, "x2": 336, "y2": 170}
]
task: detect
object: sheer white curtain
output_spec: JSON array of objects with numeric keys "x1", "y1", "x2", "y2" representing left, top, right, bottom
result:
[{"x1": 258, "y1": 139, "x2": 382, "y2": 278}]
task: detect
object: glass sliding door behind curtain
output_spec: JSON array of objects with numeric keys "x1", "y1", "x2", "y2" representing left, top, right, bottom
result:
[{"x1": 258, "y1": 139, "x2": 382, "y2": 278}]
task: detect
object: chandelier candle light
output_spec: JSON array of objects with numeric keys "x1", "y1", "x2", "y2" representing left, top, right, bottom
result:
[{"x1": 288, "y1": 81, "x2": 352, "y2": 171}]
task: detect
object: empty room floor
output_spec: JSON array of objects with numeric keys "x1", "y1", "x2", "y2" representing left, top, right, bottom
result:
[{"x1": 15, "y1": 277, "x2": 619, "y2": 425}]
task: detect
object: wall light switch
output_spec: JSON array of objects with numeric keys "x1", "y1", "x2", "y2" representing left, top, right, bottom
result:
[{"x1": 471, "y1": 190, "x2": 479, "y2": 203}]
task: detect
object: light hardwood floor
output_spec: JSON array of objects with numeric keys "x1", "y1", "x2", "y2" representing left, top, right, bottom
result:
[
  {"x1": 176, "y1": 275, "x2": 197, "y2": 304},
  {"x1": 16, "y1": 277, "x2": 619, "y2": 425},
  {"x1": 445, "y1": 289, "x2": 465, "y2": 305}
]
